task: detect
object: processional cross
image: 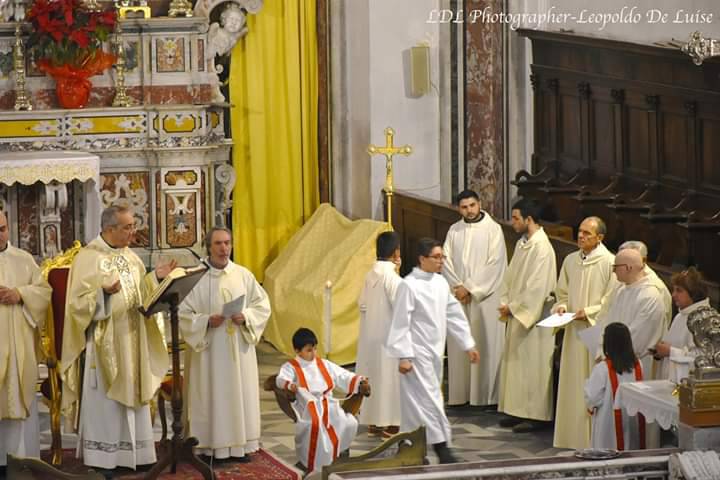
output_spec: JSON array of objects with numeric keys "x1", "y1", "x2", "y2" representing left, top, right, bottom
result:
[{"x1": 367, "y1": 127, "x2": 412, "y2": 229}]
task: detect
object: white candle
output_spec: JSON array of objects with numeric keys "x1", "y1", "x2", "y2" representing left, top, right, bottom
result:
[{"x1": 324, "y1": 280, "x2": 332, "y2": 357}]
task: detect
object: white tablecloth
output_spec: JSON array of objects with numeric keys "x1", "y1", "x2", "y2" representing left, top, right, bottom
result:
[
  {"x1": 615, "y1": 379, "x2": 679, "y2": 430},
  {"x1": 0, "y1": 151, "x2": 101, "y2": 242}
]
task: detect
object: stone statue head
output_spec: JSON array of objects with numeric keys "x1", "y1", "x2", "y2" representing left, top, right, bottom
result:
[
  {"x1": 687, "y1": 305, "x2": 720, "y2": 371},
  {"x1": 220, "y1": 3, "x2": 245, "y2": 34}
]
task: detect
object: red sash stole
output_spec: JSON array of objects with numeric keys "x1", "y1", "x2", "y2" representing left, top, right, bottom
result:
[{"x1": 605, "y1": 359, "x2": 646, "y2": 450}]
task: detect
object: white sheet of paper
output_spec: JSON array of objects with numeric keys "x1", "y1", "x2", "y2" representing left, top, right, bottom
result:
[
  {"x1": 222, "y1": 295, "x2": 245, "y2": 318},
  {"x1": 577, "y1": 323, "x2": 603, "y2": 356},
  {"x1": 536, "y1": 312, "x2": 575, "y2": 328}
]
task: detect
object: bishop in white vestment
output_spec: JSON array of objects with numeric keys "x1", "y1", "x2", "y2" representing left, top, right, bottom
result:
[
  {"x1": 443, "y1": 191, "x2": 506, "y2": 406},
  {"x1": 0, "y1": 211, "x2": 52, "y2": 465},
  {"x1": 386, "y1": 238, "x2": 479, "y2": 464},
  {"x1": 356, "y1": 232, "x2": 402, "y2": 429},
  {"x1": 61, "y1": 207, "x2": 170, "y2": 470},
  {"x1": 553, "y1": 217, "x2": 617, "y2": 450},
  {"x1": 498, "y1": 202, "x2": 557, "y2": 427},
  {"x1": 179, "y1": 227, "x2": 271, "y2": 459}
]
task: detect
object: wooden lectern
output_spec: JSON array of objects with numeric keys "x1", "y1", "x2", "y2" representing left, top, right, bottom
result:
[{"x1": 140, "y1": 265, "x2": 213, "y2": 480}]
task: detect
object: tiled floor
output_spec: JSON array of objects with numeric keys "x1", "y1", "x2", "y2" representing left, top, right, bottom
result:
[{"x1": 39, "y1": 341, "x2": 567, "y2": 469}]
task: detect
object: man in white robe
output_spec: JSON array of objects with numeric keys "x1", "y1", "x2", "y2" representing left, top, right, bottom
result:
[
  {"x1": 356, "y1": 231, "x2": 402, "y2": 435},
  {"x1": 443, "y1": 190, "x2": 506, "y2": 406},
  {"x1": 179, "y1": 226, "x2": 271, "y2": 460},
  {"x1": 386, "y1": 237, "x2": 480, "y2": 464},
  {"x1": 0, "y1": 212, "x2": 51, "y2": 469},
  {"x1": 596, "y1": 249, "x2": 667, "y2": 375},
  {"x1": 497, "y1": 199, "x2": 557, "y2": 432},
  {"x1": 553, "y1": 216, "x2": 618, "y2": 449},
  {"x1": 618, "y1": 241, "x2": 672, "y2": 332},
  {"x1": 61, "y1": 206, "x2": 172, "y2": 471}
]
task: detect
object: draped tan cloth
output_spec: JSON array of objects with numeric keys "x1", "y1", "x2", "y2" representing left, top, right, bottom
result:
[
  {"x1": 60, "y1": 236, "x2": 168, "y2": 424},
  {"x1": 0, "y1": 244, "x2": 51, "y2": 420}
]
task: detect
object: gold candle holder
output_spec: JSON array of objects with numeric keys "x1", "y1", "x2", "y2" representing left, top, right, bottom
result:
[
  {"x1": 13, "y1": 24, "x2": 32, "y2": 111},
  {"x1": 168, "y1": 0, "x2": 193, "y2": 17},
  {"x1": 112, "y1": 22, "x2": 134, "y2": 107}
]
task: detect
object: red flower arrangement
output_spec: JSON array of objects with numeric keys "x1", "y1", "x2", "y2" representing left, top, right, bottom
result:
[{"x1": 26, "y1": 0, "x2": 118, "y2": 108}]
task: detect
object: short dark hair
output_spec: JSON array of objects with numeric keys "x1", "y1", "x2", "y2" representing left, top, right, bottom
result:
[
  {"x1": 585, "y1": 216, "x2": 607, "y2": 236},
  {"x1": 603, "y1": 322, "x2": 637, "y2": 374},
  {"x1": 672, "y1": 267, "x2": 708, "y2": 303},
  {"x1": 376, "y1": 231, "x2": 400, "y2": 259},
  {"x1": 512, "y1": 198, "x2": 542, "y2": 223},
  {"x1": 292, "y1": 328, "x2": 318, "y2": 351},
  {"x1": 455, "y1": 190, "x2": 480, "y2": 205},
  {"x1": 204, "y1": 226, "x2": 232, "y2": 252},
  {"x1": 416, "y1": 237, "x2": 442, "y2": 265}
]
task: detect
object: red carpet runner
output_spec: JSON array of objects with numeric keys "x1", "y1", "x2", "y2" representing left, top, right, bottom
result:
[{"x1": 39, "y1": 448, "x2": 302, "y2": 479}]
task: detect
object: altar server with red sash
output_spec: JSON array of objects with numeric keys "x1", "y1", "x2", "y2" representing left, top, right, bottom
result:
[
  {"x1": 277, "y1": 328, "x2": 369, "y2": 473},
  {"x1": 585, "y1": 322, "x2": 646, "y2": 450}
]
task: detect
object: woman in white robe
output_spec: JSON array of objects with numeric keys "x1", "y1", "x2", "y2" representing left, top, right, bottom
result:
[{"x1": 653, "y1": 267, "x2": 709, "y2": 384}]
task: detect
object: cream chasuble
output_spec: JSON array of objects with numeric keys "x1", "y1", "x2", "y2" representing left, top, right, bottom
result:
[
  {"x1": 386, "y1": 268, "x2": 475, "y2": 446},
  {"x1": 0, "y1": 244, "x2": 51, "y2": 465},
  {"x1": 356, "y1": 260, "x2": 402, "y2": 427},
  {"x1": 552, "y1": 243, "x2": 617, "y2": 449},
  {"x1": 442, "y1": 213, "x2": 507, "y2": 406},
  {"x1": 597, "y1": 276, "x2": 667, "y2": 376},
  {"x1": 276, "y1": 356, "x2": 363, "y2": 473},
  {"x1": 60, "y1": 236, "x2": 169, "y2": 469},
  {"x1": 179, "y1": 260, "x2": 270, "y2": 458},
  {"x1": 656, "y1": 298, "x2": 708, "y2": 383},
  {"x1": 498, "y1": 228, "x2": 557, "y2": 421}
]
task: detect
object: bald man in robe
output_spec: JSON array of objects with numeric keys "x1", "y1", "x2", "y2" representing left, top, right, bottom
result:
[
  {"x1": 552, "y1": 216, "x2": 618, "y2": 449},
  {"x1": 618, "y1": 241, "x2": 672, "y2": 333},
  {"x1": 596, "y1": 249, "x2": 667, "y2": 376}
]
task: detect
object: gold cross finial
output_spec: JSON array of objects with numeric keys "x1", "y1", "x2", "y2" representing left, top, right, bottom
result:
[{"x1": 367, "y1": 127, "x2": 412, "y2": 229}]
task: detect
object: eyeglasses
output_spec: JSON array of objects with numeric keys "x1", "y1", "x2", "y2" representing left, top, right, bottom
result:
[
  {"x1": 116, "y1": 223, "x2": 137, "y2": 232},
  {"x1": 425, "y1": 254, "x2": 446, "y2": 260},
  {"x1": 612, "y1": 264, "x2": 629, "y2": 271}
]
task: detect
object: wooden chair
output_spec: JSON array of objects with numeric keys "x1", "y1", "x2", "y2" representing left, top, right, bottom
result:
[{"x1": 39, "y1": 241, "x2": 83, "y2": 466}]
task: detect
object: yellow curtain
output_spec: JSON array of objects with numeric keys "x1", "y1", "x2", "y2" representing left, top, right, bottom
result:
[{"x1": 229, "y1": 0, "x2": 319, "y2": 281}]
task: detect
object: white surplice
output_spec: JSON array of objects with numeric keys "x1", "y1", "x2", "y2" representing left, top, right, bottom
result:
[
  {"x1": 442, "y1": 213, "x2": 507, "y2": 406},
  {"x1": 585, "y1": 361, "x2": 643, "y2": 450},
  {"x1": 386, "y1": 268, "x2": 476, "y2": 445},
  {"x1": 553, "y1": 243, "x2": 618, "y2": 449},
  {"x1": 0, "y1": 244, "x2": 51, "y2": 465},
  {"x1": 498, "y1": 228, "x2": 557, "y2": 421},
  {"x1": 179, "y1": 260, "x2": 271, "y2": 458},
  {"x1": 656, "y1": 298, "x2": 708, "y2": 383},
  {"x1": 276, "y1": 356, "x2": 363, "y2": 473},
  {"x1": 356, "y1": 260, "x2": 402, "y2": 427},
  {"x1": 598, "y1": 276, "x2": 667, "y2": 376},
  {"x1": 645, "y1": 266, "x2": 672, "y2": 331}
]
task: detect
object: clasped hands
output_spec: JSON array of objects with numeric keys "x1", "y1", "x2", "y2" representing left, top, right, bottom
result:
[
  {"x1": 452, "y1": 285, "x2": 472, "y2": 305},
  {"x1": 0, "y1": 286, "x2": 21, "y2": 305},
  {"x1": 399, "y1": 348, "x2": 479, "y2": 374},
  {"x1": 208, "y1": 312, "x2": 245, "y2": 328}
]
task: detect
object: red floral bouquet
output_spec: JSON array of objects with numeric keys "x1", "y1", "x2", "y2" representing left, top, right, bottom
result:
[{"x1": 26, "y1": 0, "x2": 118, "y2": 108}]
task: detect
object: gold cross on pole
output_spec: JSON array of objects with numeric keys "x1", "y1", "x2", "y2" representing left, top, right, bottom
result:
[{"x1": 367, "y1": 127, "x2": 412, "y2": 229}]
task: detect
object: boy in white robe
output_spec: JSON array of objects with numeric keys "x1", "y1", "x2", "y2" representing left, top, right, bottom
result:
[
  {"x1": 387, "y1": 237, "x2": 480, "y2": 464},
  {"x1": 357, "y1": 231, "x2": 402, "y2": 436},
  {"x1": 585, "y1": 323, "x2": 645, "y2": 450},
  {"x1": 277, "y1": 328, "x2": 370, "y2": 474}
]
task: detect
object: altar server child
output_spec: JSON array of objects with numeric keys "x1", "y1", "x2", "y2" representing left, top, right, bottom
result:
[
  {"x1": 585, "y1": 322, "x2": 646, "y2": 450},
  {"x1": 276, "y1": 328, "x2": 370, "y2": 473}
]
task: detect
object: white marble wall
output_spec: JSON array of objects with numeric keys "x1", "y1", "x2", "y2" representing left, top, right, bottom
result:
[{"x1": 331, "y1": 0, "x2": 453, "y2": 220}]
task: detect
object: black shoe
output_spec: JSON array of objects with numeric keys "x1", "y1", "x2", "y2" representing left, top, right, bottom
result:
[
  {"x1": 512, "y1": 421, "x2": 545, "y2": 433},
  {"x1": 498, "y1": 416, "x2": 522, "y2": 428},
  {"x1": 234, "y1": 454, "x2": 252, "y2": 463},
  {"x1": 91, "y1": 468, "x2": 116, "y2": 479},
  {"x1": 433, "y1": 442, "x2": 460, "y2": 464}
]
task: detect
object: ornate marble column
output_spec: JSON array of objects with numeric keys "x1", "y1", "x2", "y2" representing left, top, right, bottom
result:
[{"x1": 464, "y1": 0, "x2": 505, "y2": 216}]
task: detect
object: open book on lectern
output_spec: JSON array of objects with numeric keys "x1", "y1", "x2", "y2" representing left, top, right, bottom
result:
[{"x1": 140, "y1": 264, "x2": 208, "y2": 316}]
